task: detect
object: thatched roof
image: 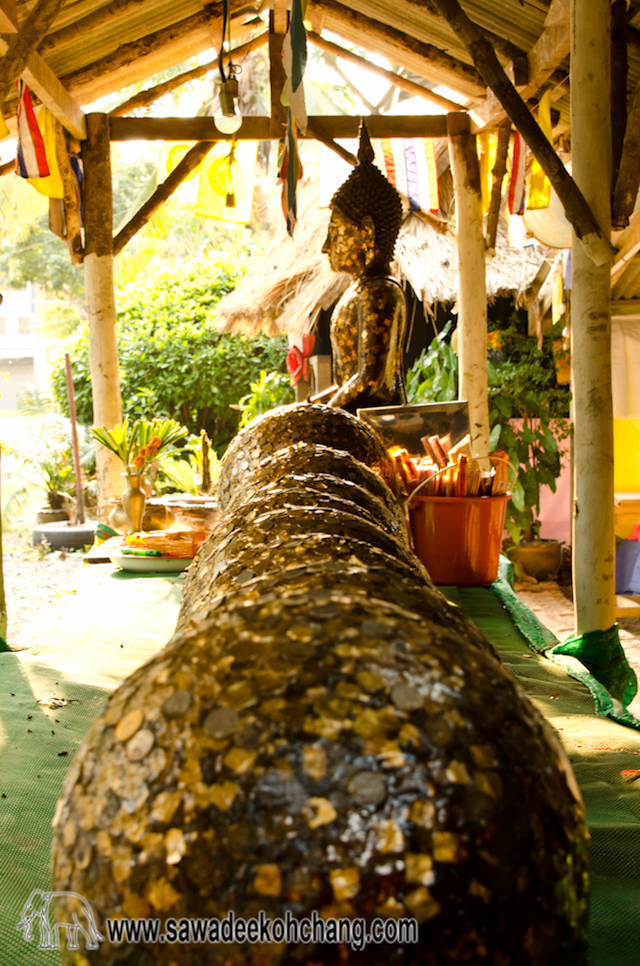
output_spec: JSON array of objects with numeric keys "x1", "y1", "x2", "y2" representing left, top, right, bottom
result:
[
  {"x1": 214, "y1": 201, "x2": 350, "y2": 338},
  {"x1": 214, "y1": 206, "x2": 548, "y2": 337},
  {"x1": 396, "y1": 214, "x2": 547, "y2": 307}
]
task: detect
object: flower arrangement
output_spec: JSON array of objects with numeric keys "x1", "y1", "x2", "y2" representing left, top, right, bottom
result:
[{"x1": 92, "y1": 418, "x2": 188, "y2": 474}]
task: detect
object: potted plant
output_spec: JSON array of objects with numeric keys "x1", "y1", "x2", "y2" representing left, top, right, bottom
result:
[
  {"x1": 407, "y1": 317, "x2": 571, "y2": 580},
  {"x1": 92, "y1": 418, "x2": 188, "y2": 532}
]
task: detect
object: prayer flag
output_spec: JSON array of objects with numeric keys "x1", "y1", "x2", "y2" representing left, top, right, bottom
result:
[
  {"x1": 380, "y1": 137, "x2": 439, "y2": 213},
  {"x1": 478, "y1": 132, "x2": 497, "y2": 213},
  {"x1": 158, "y1": 141, "x2": 200, "y2": 209},
  {"x1": 16, "y1": 80, "x2": 49, "y2": 179},
  {"x1": 196, "y1": 139, "x2": 258, "y2": 224},
  {"x1": 527, "y1": 90, "x2": 552, "y2": 210},
  {"x1": 27, "y1": 106, "x2": 63, "y2": 198},
  {"x1": 282, "y1": 0, "x2": 308, "y2": 134},
  {"x1": 507, "y1": 132, "x2": 526, "y2": 215},
  {"x1": 279, "y1": 111, "x2": 303, "y2": 236}
]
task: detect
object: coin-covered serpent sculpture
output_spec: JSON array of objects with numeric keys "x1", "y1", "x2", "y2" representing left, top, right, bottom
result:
[{"x1": 52, "y1": 403, "x2": 588, "y2": 965}]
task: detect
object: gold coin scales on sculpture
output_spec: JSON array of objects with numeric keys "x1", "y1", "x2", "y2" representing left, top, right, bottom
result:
[
  {"x1": 51, "y1": 404, "x2": 589, "y2": 966},
  {"x1": 323, "y1": 120, "x2": 407, "y2": 413}
]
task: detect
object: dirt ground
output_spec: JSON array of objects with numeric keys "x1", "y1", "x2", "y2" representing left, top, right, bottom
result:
[{"x1": 1, "y1": 529, "x2": 85, "y2": 646}]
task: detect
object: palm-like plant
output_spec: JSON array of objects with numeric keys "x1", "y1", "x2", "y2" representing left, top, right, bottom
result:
[{"x1": 92, "y1": 418, "x2": 188, "y2": 474}]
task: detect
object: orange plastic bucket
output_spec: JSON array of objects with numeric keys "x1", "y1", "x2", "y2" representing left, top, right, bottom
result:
[{"x1": 409, "y1": 494, "x2": 508, "y2": 586}]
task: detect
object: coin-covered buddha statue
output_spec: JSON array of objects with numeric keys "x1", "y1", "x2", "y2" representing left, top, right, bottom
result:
[{"x1": 323, "y1": 121, "x2": 407, "y2": 413}]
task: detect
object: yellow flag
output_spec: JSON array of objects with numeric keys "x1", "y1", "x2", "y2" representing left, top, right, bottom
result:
[
  {"x1": 27, "y1": 106, "x2": 64, "y2": 199},
  {"x1": 0, "y1": 112, "x2": 8, "y2": 140},
  {"x1": 196, "y1": 140, "x2": 258, "y2": 224},
  {"x1": 157, "y1": 141, "x2": 200, "y2": 208},
  {"x1": 527, "y1": 90, "x2": 552, "y2": 210},
  {"x1": 552, "y1": 270, "x2": 564, "y2": 325}
]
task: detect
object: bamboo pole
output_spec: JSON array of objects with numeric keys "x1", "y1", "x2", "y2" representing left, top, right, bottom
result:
[
  {"x1": 82, "y1": 113, "x2": 123, "y2": 521},
  {"x1": 447, "y1": 113, "x2": 490, "y2": 460},
  {"x1": 64, "y1": 353, "x2": 85, "y2": 525},
  {"x1": 570, "y1": 0, "x2": 616, "y2": 635}
]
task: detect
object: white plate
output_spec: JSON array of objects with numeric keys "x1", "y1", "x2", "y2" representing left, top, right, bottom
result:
[{"x1": 109, "y1": 554, "x2": 192, "y2": 573}]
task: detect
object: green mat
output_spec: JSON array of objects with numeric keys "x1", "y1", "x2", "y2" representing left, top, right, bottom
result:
[
  {"x1": 0, "y1": 565, "x2": 183, "y2": 966},
  {"x1": 2, "y1": 563, "x2": 640, "y2": 964},
  {"x1": 443, "y1": 582, "x2": 640, "y2": 966}
]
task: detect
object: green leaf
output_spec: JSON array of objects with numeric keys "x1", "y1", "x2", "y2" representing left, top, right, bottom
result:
[{"x1": 511, "y1": 478, "x2": 525, "y2": 512}]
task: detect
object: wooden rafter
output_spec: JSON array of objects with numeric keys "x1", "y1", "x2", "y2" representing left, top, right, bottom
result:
[
  {"x1": 431, "y1": 0, "x2": 616, "y2": 267},
  {"x1": 108, "y1": 114, "x2": 450, "y2": 141},
  {"x1": 308, "y1": 31, "x2": 461, "y2": 113},
  {"x1": 113, "y1": 141, "x2": 215, "y2": 255},
  {"x1": 38, "y1": 0, "x2": 150, "y2": 54},
  {"x1": 0, "y1": 0, "x2": 17, "y2": 32},
  {"x1": 613, "y1": 85, "x2": 640, "y2": 228},
  {"x1": 310, "y1": 0, "x2": 484, "y2": 99},
  {"x1": 2, "y1": 2, "x2": 260, "y2": 123},
  {"x1": 0, "y1": 0, "x2": 65, "y2": 105},
  {"x1": 109, "y1": 31, "x2": 268, "y2": 118},
  {"x1": 473, "y1": 0, "x2": 571, "y2": 131},
  {"x1": 0, "y1": 0, "x2": 86, "y2": 140}
]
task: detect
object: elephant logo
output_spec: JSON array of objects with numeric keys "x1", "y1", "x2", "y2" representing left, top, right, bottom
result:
[{"x1": 16, "y1": 889, "x2": 104, "y2": 951}]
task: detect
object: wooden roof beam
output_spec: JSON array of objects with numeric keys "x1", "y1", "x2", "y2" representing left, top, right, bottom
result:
[
  {"x1": 0, "y1": 0, "x2": 65, "y2": 105},
  {"x1": 472, "y1": 0, "x2": 570, "y2": 132},
  {"x1": 38, "y1": 0, "x2": 151, "y2": 54},
  {"x1": 0, "y1": 0, "x2": 17, "y2": 32},
  {"x1": 309, "y1": 0, "x2": 484, "y2": 99},
  {"x1": 109, "y1": 30, "x2": 268, "y2": 117},
  {"x1": 308, "y1": 31, "x2": 461, "y2": 113},
  {"x1": 113, "y1": 140, "x2": 214, "y2": 255},
  {"x1": 108, "y1": 114, "x2": 450, "y2": 141},
  {"x1": 0, "y1": 0, "x2": 86, "y2": 140},
  {"x1": 431, "y1": 0, "x2": 615, "y2": 268},
  {"x1": 2, "y1": 4, "x2": 251, "y2": 121}
]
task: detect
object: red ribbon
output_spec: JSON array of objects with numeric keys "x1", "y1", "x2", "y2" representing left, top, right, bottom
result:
[{"x1": 286, "y1": 333, "x2": 315, "y2": 386}]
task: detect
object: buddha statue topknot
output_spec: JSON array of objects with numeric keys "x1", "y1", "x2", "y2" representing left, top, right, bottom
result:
[{"x1": 323, "y1": 121, "x2": 407, "y2": 412}]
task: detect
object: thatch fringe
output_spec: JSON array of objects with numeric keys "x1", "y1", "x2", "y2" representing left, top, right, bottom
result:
[{"x1": 215, "y1": 205, "x2": 548, "y2": 337}]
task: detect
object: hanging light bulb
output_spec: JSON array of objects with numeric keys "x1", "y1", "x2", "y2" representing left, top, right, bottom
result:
[{"x1": 214, "y1": 77, "x2": 243, "y2": 135}]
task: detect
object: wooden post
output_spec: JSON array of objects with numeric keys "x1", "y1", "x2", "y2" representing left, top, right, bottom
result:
[
  {"x1": 571, "y1": 0, "x2": 616, "y2": 634},
  {"x1": 485, "y1": 120, "x2": 510, "y2": 253},
  {"x1": 447, "y1": 113, "x2": 490, "y2": 459},
  {"x1": 82, "y1": 113, "x2": 123, "y2": 521},
  {"x1": 64, "y1": 352, "x2": 85, "y2": 525}
]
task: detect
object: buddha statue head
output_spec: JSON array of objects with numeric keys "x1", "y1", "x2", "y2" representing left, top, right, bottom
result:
[{"x1": 322, "y1": 121, "x2": 403, "y2": 277}]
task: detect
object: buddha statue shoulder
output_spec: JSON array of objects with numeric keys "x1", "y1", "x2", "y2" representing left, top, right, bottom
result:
[{"x1": 323, "y1": 123, "x2": 407, "y2": 414}]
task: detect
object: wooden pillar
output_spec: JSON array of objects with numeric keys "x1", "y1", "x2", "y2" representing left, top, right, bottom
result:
[
  {"x1": 571, "y1": 0, "x2": 616, "y2": 633},
  {"x1": 82, "y1": 112, "x2": 123, "y2": 520},
  {"x1": 447, "y1": 113, "x2": 490, "y2": 458}
]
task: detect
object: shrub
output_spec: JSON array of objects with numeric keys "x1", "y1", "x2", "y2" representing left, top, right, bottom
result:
[
  {"x1": 237, "y1": 370, "x2": 295, "y2": 427},
  {"x1": 51, "y1": 261, "x2": 289, "y2": 453}
]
